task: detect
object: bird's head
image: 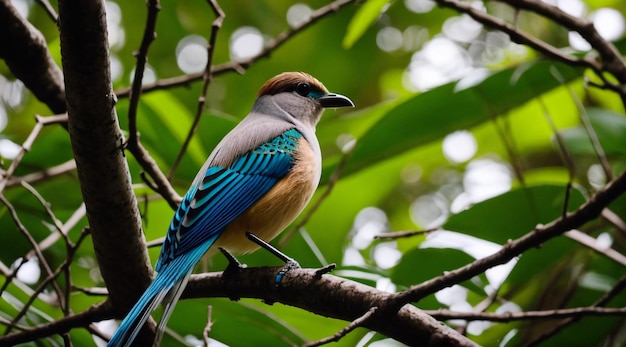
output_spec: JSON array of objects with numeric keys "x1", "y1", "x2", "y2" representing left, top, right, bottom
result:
[{"x1": 254, "y1": 72, "x2": 354, "y2": 127}]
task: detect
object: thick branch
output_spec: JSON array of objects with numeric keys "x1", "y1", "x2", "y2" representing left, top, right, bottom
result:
[
  {"x1": 57, "y1": 0, "x2": 151, "y2": 309},
  {"x1": 2, "y1": 267, "x2": 477, "y2": 346},
  {"x1": 0, "y1": 0, "x2": 66, "y2": 113},
  {"x1": 185, "y1": 268, "x2": 478, "y2": 347}
]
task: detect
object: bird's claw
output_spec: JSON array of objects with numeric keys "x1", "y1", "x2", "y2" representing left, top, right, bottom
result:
[
  {"x1": 219, "y1": 247, "x2": 247, "y2": 276},
  {"x1": 219, "y1": 247, "x2": 246, "y2": 301},
  {"x1": 245, "y1": 232, "x2": 301, "y2": 286},
  {"x1": 275, "y1": 259, "x2": 300, "y2": 286}
]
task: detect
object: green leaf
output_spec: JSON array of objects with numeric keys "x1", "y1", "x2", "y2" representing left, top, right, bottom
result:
[
  {"x1": 165, "y1": 299, "x2": 307, "y2": 346},
  {"x1": 333, "y1": 61, "x2": 584, "y2": 179},
  {"x1": 505, "y1": 236, "x2": 576, "y2": 289},
  {"x1": 559, "y1": 107, "x2": 626, "y2": 156},
  {"x1": 141, "y1": 91, "x2": 208, "y2": 168},
  {"x1": 391, "y1": 248, "x2": 474, "y2": 287},
  {"x1": 444, "y1": 184, "x2": 586, "y2": 244},
  {"x1": 343, "y1": 0, "x2": 391, "y2": 48}
]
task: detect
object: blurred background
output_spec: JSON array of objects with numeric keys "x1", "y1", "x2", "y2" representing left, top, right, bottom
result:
[{"x1": 1, "y1": 0, "x2": 626, "y2": 346}]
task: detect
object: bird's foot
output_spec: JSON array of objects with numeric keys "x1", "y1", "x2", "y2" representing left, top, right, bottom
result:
[
  {"x1": 245, "y1": 232, "x2": 301, "y2": 286},
  {"x1": 219, "y1": 247, "x2": 246, "y2": 301},
  {"x1": 219, "y1": 247, "x2": 247, "y2": 277},
  {"x1": 275, "y1": 260, "x2": 300, "y2": 286}
]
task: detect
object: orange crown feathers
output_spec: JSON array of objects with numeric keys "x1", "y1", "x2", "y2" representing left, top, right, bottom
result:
[{"x1": 257, "y1": 72, "x2": 329, "y2": 97}]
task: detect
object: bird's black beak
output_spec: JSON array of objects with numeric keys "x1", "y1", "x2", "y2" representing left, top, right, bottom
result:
[{"x1": 318, "y1": 93, "x2": 354, "y2": 108}]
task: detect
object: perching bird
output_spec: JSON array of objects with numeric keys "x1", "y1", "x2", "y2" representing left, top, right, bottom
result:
[{"x1": 107, "y1": 72, "x2": 354, "y2": 347}]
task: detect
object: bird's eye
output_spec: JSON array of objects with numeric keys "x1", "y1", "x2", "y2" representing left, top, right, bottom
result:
[{"x1": 295, "y1": 82, "x2": 311, "y2": 97}]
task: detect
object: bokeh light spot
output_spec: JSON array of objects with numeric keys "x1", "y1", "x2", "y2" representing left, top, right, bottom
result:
[
  {"x1": 230, "y1": 27, "x2": 264, "y2": 60},
  {"x1": 404, "y1": 0, "x2": 435, "y2": 13},
  {"x1": 442, "y1": 130, "x2": 477, "y2": 163},
  {"x1": 377, "y1": 26, "x2": 403, "y2": 52},
  {"x1": 592, "y1": 8, "x2": 625, "y2": 41},
  {"x1": 463, "y1": 158, "x2": 512, "y2": 203},
  {"x1": 286, "y1": 3, "x2": 312, "y2": 26},
  {"x1": 410, "y1": 193, "x2": 449, "y2": 228},
  {"x1": 176, "y1": 35, "x2": 208, "y2": 74},
  {"x1": 0, "y1": 139, "x2": 21, "y2": 159}
]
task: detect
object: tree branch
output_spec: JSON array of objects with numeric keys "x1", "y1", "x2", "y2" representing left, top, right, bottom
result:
[
  {"x1": 427, "y1": 306, "x2": 626, "y2": 322},
  {"x1": 57, "y1": 0, "x2": 151, "y2": 314},
  {"x1": 2, "y1": 266, "x2": 477, "y2": 346},
  {"x1": 434, "y1": 0, "x2": 626, "y2": 105},
  {"x1": 304, "y1": 307, "x2": 378, "y2": 347},
  {"x1": 126, "y1": 0, "x2": 160, "y2": 146},
  {"x1": 0, "y1": 0, "x2": 65, "y2": 114},
  {"x1": 0, "y1": 302, "x2": 112, "y2": 345},
  {"x1": 501, "y1": 0, "x2": 626, "y2": 84},
  {"x1": 185, "y1": 268, "x2": 478, "y2": 347},
  {"x1": 389, "y1": 168, "x2": 626, "y2": 308},
  {"x1": 114, "y1": 0, "x2": 356, "y2": 99},
  {"x1": 168, "y1": 0, "x2": 225, "y2": 178}
]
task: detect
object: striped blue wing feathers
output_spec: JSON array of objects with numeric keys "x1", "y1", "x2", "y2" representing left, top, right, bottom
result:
[
  {"x1": 109, "y1": 129, "x2": 303, "y2": 346},
  {"x1": 156, "y1": 128, "x2": 302, "y2": 270}
]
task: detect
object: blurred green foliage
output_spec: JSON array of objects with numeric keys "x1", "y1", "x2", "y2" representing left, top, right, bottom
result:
[{"x1": 1, "y1": 0, "x2": 626, "y2": 346}]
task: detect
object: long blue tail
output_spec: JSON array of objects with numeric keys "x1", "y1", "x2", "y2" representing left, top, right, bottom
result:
[{"x1": 107, "y1": 241, "x2": 214, "y2": 347}]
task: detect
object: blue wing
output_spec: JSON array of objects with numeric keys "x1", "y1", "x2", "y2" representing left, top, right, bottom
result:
[{"x1": 156, "y1": 127, "x2": 302, "y2": 270}]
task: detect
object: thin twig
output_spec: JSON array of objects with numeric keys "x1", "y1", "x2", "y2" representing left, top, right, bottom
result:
[
  {"x1": 121, "y1": 0, "x2": 183, "y2": 208},
  {"x1": 202, "y1": 305, "x2": 213, "y2": 347},
  {"x1": 502, "y1": 0, "x2": 626, "y2": 83},
  {"x1": 6, "y1": 159, "x2": 77, "y2": 188},
  {"x1": 434, "y1": 0, "x2": 601, "y2": 70},
  {"x1": 35, "y1": 0, "x2": 58, "y2": 23},
  {"x1": 131, "y1": 141, "x2": 182, "y2": 210},
  {"x1": 126, "y1": 0, "x2": 160, "y2": 147},
  {"x1": 0, "y1": 194, "x2": 65, "y2": 332},
  {"x1": 21, "y1": 180, "x2": 75, "y2": 318},
  {"x1": 168, "y1": 0, "x2": 225, "y2": 179},
  {"x1": 6, "y1": 227, "x2": 91, "y2": 333},
  {"x1": 0, "y1": 257, "x2": 27, "y2": 295},
  {"x1": 0, "y1": 114, "x2": 68, "y2": 193},
  {"x1": 564, "y1": 229, "x2": 626, "y2": 266},
  {"x1": 303, "y1": 307, "x2": 378, "y2": 347},
  {"x1": 500, "y1": 0, "x2": 626, "y2": 106},
  {"x1": 427, "y1": 306, "x2": 626, "y2": 322},
  {"x1": 525, "y1": 274, "x2": 626, "y2": 346},
  {"x1": 536, "y1": 96, "x2": 576, "y2": 218},
  {"x1": 20, "y1": 181, "x2": 66, "y2": 238},
  {"x1": 71, "y1": 286, "x2": 108, "y2": 296},
  {"x1": 0, "y1": 119, "x2": 44, "y2": 194},
  {"x1": 0, "y1": 316, "x2": 32, "y2": 332},
  {"x1": 27, "y1": 203, "x2": 85, "y2": 258},
  {"x1": 602, "y1": 208, "x2": 626, "y2": 235},
  {"x1": 114, "y1": 0, "x2": 356, "y2": 99},
  {"x1": 375, "y1": 228, "x2": 439, "y2": 240},
  {"x1": 550, "y1": 66, "x2": 613, "y2": 180},
  {"x1": 62, "y1": 228, "x2": 91, "y2": 318}
]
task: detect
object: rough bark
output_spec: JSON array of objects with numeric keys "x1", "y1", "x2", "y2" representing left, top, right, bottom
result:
[
  {"x1": 187, "y1": 268, "x2": 478, "y2": 347},
  {"x1": 0, "y1": 0, "x2": 66, "y2": 114},
  {"x1": 57, "y1": 0, "x2": 152, "y2": 324}
]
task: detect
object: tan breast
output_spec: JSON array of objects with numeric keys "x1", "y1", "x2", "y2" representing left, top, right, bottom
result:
[{"x1": 213, "y1": 138, "x2": 321, "y2": 254}]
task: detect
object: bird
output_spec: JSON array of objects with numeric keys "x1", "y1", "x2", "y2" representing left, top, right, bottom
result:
[{"x1": 107, "y1": 72, "x2": 354, "y2": 347}]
